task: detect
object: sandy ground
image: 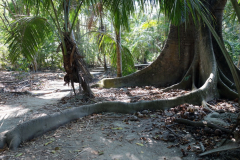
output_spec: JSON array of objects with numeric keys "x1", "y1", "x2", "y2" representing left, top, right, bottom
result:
[{"x1": 0, "y1": 71, "x2": 239, "y2": 160}]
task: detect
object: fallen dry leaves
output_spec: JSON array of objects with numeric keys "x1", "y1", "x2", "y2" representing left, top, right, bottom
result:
[{"x1": 0, "y1": 71, "x2": 240, "y2": 159}]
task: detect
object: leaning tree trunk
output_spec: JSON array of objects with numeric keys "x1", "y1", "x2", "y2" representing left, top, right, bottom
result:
[
  {"x1": 62, "y1": 32, "x2": 94, "y2": 98},
  {"x1": 2, "y1": 0, "x2": 240, "y2": 151}
]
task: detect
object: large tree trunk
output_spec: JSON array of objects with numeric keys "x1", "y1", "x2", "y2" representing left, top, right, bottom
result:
[
  {"x1": 93, "y1": 0, "x2": 238, "y2": 100},
  {"x1": 94, "y1": 22, "x2": 195, "y2": 88},
  {"x1": 2, "y1": 0, "x2": 239, "y2": 151}
]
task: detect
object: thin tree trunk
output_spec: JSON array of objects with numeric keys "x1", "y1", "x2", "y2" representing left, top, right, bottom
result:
[
  {"x1": 115, "y1": 29, "x2": 122, "y2": 77},
  {"x1": 103, "y1": 51, "x2": 108, "y2": 71},
  {"x1": 238, "y1": 56, "x2": 240, "y2": 68},
  {"x1": 98, "y1": 2, "x2": 107, "y2": 71}
]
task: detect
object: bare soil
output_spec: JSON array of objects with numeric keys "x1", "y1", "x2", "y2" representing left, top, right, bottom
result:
[{"x1": 0, "y1": 71, "x2": 239, "y2": 160}]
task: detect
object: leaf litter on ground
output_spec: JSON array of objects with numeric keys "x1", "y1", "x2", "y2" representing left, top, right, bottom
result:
[{"x1": 0, "y1": 71, "x2": 240, "y2": 159}]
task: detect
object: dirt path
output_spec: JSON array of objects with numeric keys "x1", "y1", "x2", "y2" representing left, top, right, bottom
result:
[
  {"x1": 0, "y1": 80, "x2": 73, "y2": 133},
  {"x1": 0, "y1": 71, "x2": 239, "y2": 160},
  {"x1": 0, "y1": 71, "x2": 194, "y2": 159},
  {"x1": 0, "y1": 78, "x2": 190, "y2": 159},
  {"x1": 1, "y1": 112, "x2": 196, "y2": 160}
]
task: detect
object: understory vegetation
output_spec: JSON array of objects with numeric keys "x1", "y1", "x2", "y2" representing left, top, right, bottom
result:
[
  {"x1": 0, "y1": 1, "x2": 239, "y2": 73},
  {"x1": 0, "y1": 1, "x2": 168, "y2": 75}
]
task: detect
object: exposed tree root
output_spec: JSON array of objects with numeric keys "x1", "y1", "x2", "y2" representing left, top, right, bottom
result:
[
  {"x1": 218, "y1": 78, "x2": 238, "y2": 99},
  {"x1": 174, "y1": 118, "x2": 231, "y2": 134},
  {"x1": 218, "y1": 69, "x2": 236, "y2": 90},
  {"x1": 91, "y1": 22, "x2": 196, "y2": 89},
  {"x1": 202, "y1": 100, "x2": 215, "y2": 113},
  {"x1": 199, "y1": 141, "x2": 240, "y2": 157},
  {"x1": 162, "y1": 53, "x2": 196, "y2": 92},
  {"x1": 0, "y1": 77, "x2": 219, "y2": 151}
]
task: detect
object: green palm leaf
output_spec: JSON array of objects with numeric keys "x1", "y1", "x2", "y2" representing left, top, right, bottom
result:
[
  {"x1": 23, "y1": 0, "x2": 51, "y2": 10},
  {"x1": 6, "y1": 16, "x2": 52, "y2": 63}
]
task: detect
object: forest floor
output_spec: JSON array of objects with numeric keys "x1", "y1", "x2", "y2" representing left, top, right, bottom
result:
[{"x1": 0, "y1": 70, "x2": 240, "y2": 160}]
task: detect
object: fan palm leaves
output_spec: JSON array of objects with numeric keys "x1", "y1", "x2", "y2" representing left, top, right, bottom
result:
[
  {"x1": 95, "y1": 31, "x2": 136, "y2": 76},
  {"x1": 5, "y1": 0, "x2": 83, "y2": 59},
  {"x1": 5, "y1": 16, "x2": 52, "y2": 63},
  {"x1": 3, "y1": 0, "x2": 208, "y2": 64}
]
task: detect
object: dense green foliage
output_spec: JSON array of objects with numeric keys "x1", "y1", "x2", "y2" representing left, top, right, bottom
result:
[
  {"x1": 0, "y1": 0, "x2": 239, "y2": 73},
  {"x1": 223, "y1": 1, "x2": 240, "y2": 66}
]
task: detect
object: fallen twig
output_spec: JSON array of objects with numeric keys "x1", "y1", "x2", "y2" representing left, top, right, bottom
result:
[{"x1": 199, "y1": 142, "x2": 205, "y2": 152}]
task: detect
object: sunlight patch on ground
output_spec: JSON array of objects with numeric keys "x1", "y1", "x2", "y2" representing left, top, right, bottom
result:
[
  {"x1": 15, "y1": 92, "x2": 70, "y2": 107},
  {"x1": 100, "y1": 137, "x2": 113, "y2": 144},
  {"x1": 0, "y1": 105, "x2": 29, "y2": 131},
  {"x1": 111, "y1": 154, "x2": 124, "y2": 160},
  {"x1": 37, "y1": 91, "x2": 71, "y2": 100},
  {"x1": 0, "y1": 105, "x2": 29, "y2": 119},
  {"x1": 125, "y1": 153, "x2": 140, "y2": 160}
]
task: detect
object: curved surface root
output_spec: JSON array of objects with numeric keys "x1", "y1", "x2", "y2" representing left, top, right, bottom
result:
[{"x1": 0, "y1": 84, "x2": 212, "y2": 150}]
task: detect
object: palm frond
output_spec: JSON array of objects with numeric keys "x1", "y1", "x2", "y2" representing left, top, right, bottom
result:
[
  {"x1": 91, "y1": 29, "x2": 135, "y2": 75},
  {"x1": 5, "y1": 16, "x2": 52, "y2": 63},
  {"x1": 23, "y1": 0, "x2": 51, "y2": 10},
  {"x1": 100, "y1": 0, "x2": 136, "y2": 32},
  {"x1": 121, "y1": 45, "x2": 136, "y2": 75},
  {"x1": 110, "y1": 44, "x2": 136, "y2": 76},
  {"x1": 154, "y1": 0, "x2": 212, "y2": 26}
]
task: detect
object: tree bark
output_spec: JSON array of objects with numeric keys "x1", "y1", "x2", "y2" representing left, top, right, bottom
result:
[
  {"x1": 62, "y1": 32, "x2": 93, "y2": 97},
  {"x1": 93, "y1": 0, "x2": 238, "y2": 102},
  {"x1": 115, "y1": 29, "x2": 122, "y2": 77}
]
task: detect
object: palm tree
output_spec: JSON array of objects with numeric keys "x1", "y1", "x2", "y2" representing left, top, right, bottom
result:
[
  {"x1": 125, "y1": 8, "x2": 168, "y2": 64},
  {"x1": 88, "y1": 0, "x2": 137, "y2": 77},
  {"x1": 3, "y1": 0, "x2": 140, "y2": 94},
  {"x1": 4, "y1": 0, "x2": 240, "y2": 105},
  {"x1": 86, "y1": 1, "x2": 108, "y2": 70},
  {"x1": 4, "y1": 0, "x2": 94, "y2": 97},
  {"x1": 86, "y1": 1, "x2": 136, "y2": 76},
  {"x1": 109, "y1": 1, "x2": 135, "y2": 77},
  {"x1": 1, "y1": 0, "x2": 40, "y2": 71}
]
